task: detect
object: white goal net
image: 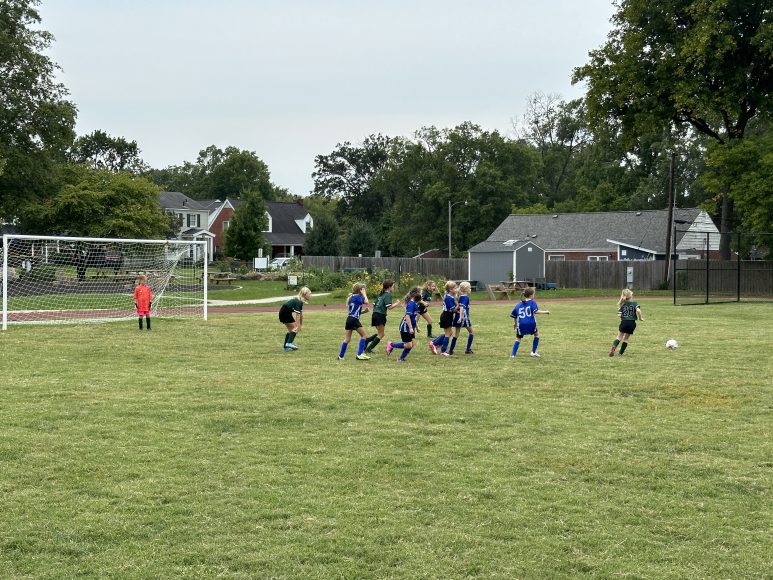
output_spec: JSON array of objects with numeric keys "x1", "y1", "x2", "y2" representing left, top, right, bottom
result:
[{"x1": 2, "y1": 235, "x2": 208, "y2": 329}]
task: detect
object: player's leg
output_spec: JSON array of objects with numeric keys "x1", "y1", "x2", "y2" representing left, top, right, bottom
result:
[{"x1": 465, "y1": 326, "x2": 474, "y2": 353}]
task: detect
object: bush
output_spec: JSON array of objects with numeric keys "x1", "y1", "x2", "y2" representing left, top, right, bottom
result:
[{"x1": 19, "y1": 264, "x2": 57, "y2": 282}]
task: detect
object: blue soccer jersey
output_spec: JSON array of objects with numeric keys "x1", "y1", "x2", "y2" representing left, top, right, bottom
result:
[
  {"x1": 454, "y1": 295, "x2": 471, "y2": 326},
  {"x1": 348, "y1": 294, "x2": 366, "y2": 318},
  {"x1": 442, "y1": 292, "x2": 457, "y2": 313},
  {"x1": 511, "y1": 299, "x2": 539, "y2": 335},
  {"x1": 399, "y1": 299, "x2": 419, "y2": 333}
]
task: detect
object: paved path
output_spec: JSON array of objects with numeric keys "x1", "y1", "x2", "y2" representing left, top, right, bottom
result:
[{"x1": 208, "y1": 293, "x2": 330, "y2": 306}]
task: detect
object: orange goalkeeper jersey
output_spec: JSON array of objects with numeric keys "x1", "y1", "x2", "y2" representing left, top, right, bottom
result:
[{"x1": 133, "y1": 284, "x2": 153, "y2": 312}]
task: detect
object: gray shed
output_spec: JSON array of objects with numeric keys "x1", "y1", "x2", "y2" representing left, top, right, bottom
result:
[{"x1": 468, "y1": 239, "x2": 545, "y2": 285}]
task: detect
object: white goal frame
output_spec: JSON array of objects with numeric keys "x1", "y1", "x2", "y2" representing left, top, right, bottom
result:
[{"x1": 2, "y1": 234, "x2": 208, "y2": 330}]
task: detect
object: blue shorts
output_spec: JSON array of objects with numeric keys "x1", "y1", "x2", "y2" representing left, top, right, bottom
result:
[{"x1": 516, "y1": 321, "x2": 537, "y2": 338}]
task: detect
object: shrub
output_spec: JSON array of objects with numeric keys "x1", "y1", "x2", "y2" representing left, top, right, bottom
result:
[{"x1": 19, "y1": 264, "x2": 57, "y2": 283}]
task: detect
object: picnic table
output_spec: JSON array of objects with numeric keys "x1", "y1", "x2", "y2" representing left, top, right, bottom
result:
[{"x1": 208, "y1": 272, "x2": 238, "y2": 285}]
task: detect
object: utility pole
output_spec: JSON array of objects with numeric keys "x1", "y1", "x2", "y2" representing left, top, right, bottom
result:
[{"x1": 664, "y1": 152, "x2": 676, "y2": 284}]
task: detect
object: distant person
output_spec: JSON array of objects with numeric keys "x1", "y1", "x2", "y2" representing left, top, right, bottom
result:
[
  {"x1": 609, "y1": 288, "x2": 644, "y2": 356},
  {"x1": 133, "y1": 274, "x2": 154, "y2": 331},
  {"x1": 337, "y1": 283, "x2": 371, "y2": 361},
  {"x1": 279, "y1": 286, "x2": 312, "y2": 351},
  {"x1": 364, "y1": 279, "x2": 401, "y2": 354},
  {"x1": 430, "y1": 280, "x2": 459, "y2": 356},
  {"x1": 510, "y1": 287, "x2": 550, "y2": 358},
  {"x1": 418, "y1": 280, "x2": 438, "y2": 338},
  {"x1": 448, "y1": 281, "x2": 475, "y2": 355},
  {"x1": 386, "y1": 287, "x2": 422, "y2": 362}
]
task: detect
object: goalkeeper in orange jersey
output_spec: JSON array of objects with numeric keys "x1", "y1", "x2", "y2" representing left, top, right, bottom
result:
[{"x1": 133, "y1": 274, "x2": 154, "y2": 331}]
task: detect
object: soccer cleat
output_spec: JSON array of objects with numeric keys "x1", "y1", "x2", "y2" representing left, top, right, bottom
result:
[
  {"x1": 530, "y1": 352, "x2": 540, "y2": 358},
  {"x1": 337, "y1": 355, "x2": 344, "y2": 360},
  {"x1": 510, "y1": 355, "x2": 516, "y2": 359},
  {"x1": 609, "y1": 348, "x2": 616, "y2": 357},
  {"x1": 386, "y1": 341, "x2": 394, "y2": 356},
  {"x1": 429, "y1": 342, "x2": 438, "y2": 355},
  {"x1": 441, "y1": 352, "x2": 450, "y2": 357},
  {"x1": 427, "y1": 334, "x2": 436, "y2": 339},
  {"x1": 465, "y1": 350, "x2": 474, "y2": 354},
  {"x1": 395, "y1": 358, "x2": 405, "y2": 363},
  {"x1": 356, "y1": 353, "x2": 371, "y2": 361},
  {"x1": 284, "y1": 343, "x2": 299, "y2": 350}
]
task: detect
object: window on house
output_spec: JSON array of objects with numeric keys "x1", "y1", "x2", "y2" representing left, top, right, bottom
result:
[
  {"x1": 548, "y1": 255, "x2": 565, "y2": 261},
  {"x1": 588, "y1": 256, "x2": 609, "y2": 261},
  {"x1": 222, "y1": 220, "x2": 230, "y2": 232}
]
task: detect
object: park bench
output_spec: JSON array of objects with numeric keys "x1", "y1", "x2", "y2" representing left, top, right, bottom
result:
[{"x1": 208, "y1": 272, "x2": 238, "y2": 285}]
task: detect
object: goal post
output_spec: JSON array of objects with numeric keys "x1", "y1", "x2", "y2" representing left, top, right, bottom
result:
[{"x1": 2, "y1": 234, "x2": 208, "y2": 329}]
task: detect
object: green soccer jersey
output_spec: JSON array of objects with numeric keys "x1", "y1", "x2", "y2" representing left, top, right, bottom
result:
[
  {"x1": 421, "y1": 289, "x2": 433, "y2": 302},
  {"x1": 374, "y1": 291, "x2": 393, "y2": 315},
  {"x1": 284, "y1": 297, "x2": 304, "y2": 313},
  {"x1": 619, "y1": 301, "x2": 639, "y2": 320}
]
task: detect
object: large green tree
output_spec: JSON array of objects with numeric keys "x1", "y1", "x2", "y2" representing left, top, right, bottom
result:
[
  {"x1": 312, "y1": 134, "x2": 404, "y2": 226},
  {"x1": 0, "y1": 0, "x2": 77, "y2": 218},
  {"x1": 223, "y1": 188, "x2": 269, "y2": 260},
  {"x1": 303, "y1": 213, "x2": 341, "y2": 256},
  {"x1": 146, "y1": 145, "x2": 283, "y2": 201},
  {"x1": 68, "y1": 130, "x2": 147, "y2": 173},
  {"x1": 574, "y1": 0, "x2": 773, "y2": 257},
  {"x1": 21, "y1": 165, "x2": 177, "y2": 238}
]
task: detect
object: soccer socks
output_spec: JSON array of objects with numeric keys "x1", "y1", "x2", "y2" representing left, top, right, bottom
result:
[
  {"x1": 440, "y1": 336, "x2": 450, "y2": 353},
  {"x1": 339, "y1": 342, "x2": 348, "y2": 359},
  {"x1": 532, "y1": 336, "x2": 539, "y2": 353},
  {"x1": 432, "y1": 335, "x2": 444, "y2": 347},
  {"x1": 357, "y1": 338, "x2": 367, "y2": 356},
  {"x1": 288, "y1": 331, "x2": 297, "y2": 344},
  {"x1": 399, "y1": 347, "x2": 412, "y2": 361},
  {"x1": 449, "y1": 337, "x2": 458, "y2": 354},
  {"x1": 619, "y1": 341, "x2": 628, "y2": 355},
  {"x1": 466, "y1": 334, "x2": 474, "y2": 351},
  {"x1": 610, "y1": 338, "x2": 620, "y2": 355},
  {"x1": 366, "y1": 336, "x2": 381, "y2": 352},
  {"x1": 138, "y1": 317, "x2": 143, "y2": 330},
  {"x1": 426, "y1": 324, "x2": 433, "y2": 337},
  {"x1": 146, "y1": 317, "x2": 151, "y2": 331},
  {"x1": 511, "y1": 340, "x2": 520, "y2": 357}
]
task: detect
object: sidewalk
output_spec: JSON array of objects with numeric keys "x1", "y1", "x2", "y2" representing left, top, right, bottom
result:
[{"x1": 207, "y1": 293, "x2": 330, "y2": 306}]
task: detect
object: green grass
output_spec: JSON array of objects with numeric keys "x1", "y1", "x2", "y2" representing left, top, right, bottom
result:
[{"x1": 1, "y1": 299, "x2": 770, "y2": 578}]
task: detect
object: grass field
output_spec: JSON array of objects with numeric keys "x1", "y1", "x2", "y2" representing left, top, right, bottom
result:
[{"x1": 1, "y1": 298, "x2": 770, "y2": 578}]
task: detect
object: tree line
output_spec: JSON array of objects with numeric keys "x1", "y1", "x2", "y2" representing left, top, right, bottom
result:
[{"x1": 1, "y1": 0, "x2": 770, "y2": 261}]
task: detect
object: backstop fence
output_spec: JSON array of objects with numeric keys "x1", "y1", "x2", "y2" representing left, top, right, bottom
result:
[{"x1": 673, "y1": 231, "x2": 772, "y2": 305}]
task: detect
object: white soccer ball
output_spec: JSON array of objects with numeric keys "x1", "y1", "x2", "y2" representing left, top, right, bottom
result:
[{"x1": 666, "y1": 339, "x2": 679, "y2": 350}]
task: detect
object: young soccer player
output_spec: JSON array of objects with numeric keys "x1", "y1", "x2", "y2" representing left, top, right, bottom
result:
[
  {"x1": 386, "y1": 287, "x2": 421, "y2": 362},
  {"x1": 609, "y1": 288, "x2": 644, "y2": 356},
  {"x1": 430, "y1": 280, "x2": 459, "y2": 356},
  {"x1": 278, "y1": 286, "x2": 312, "y2": 351},
  {"x1": 364, "y1": 280, "x2": 401, "y2": 354},
  {"x1": 448, "y1": 281, "x2": 474, "y2": 355},
  {"x1": 510, "y1": 287, "x2": 550, "y2": 358},
  {"x1": 338, "y1": 283, "x2": 371, "y2": 361},
  {"x1": 418, "y1": 280, "x2": 438, "y2": 338},
  {"x1": 133, "y1": 274, "x2": 154, "y2": 331}
]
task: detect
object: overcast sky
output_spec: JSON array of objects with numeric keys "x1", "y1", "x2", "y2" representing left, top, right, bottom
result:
[{"x1": 39, "y1": 0, "x2": 616, "y2": 196}]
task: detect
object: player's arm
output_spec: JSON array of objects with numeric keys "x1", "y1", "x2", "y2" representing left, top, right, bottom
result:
[{"x1": 636, "y1": 306, "x2": 643, "y2": 321}]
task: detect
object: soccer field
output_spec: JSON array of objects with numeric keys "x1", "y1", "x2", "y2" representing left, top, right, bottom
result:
[{"x1": 1, "y1": 299, "x2": 770, "y2": 577}]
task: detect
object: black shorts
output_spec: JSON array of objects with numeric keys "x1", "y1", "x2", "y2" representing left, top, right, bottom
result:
[
  {"x1": 439, "y1": 311, "x2": 454, "y2": 329},
  {"x1": 278, "y1": 305, "x2": 295, "y2": 324},
  {"x1": 345, "y1": 316, "x2": 362, "y2": 331},
  {"x1": 619, "y1": 320, "x2": 637, "y2": 334},
  {"x1": 417, "y1": 303, "x2": 428, "y2": 315},
  {"x1": 371, "y1": 312, "x2": 387, "y2": 327},
  {"x1": 400, "y1": 330, "x2": 415, "y2": 343}
]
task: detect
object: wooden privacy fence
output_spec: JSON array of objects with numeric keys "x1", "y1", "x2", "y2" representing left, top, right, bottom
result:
[
  {"x1": 545, "y1": 260, "x2": 772, "y2": 294},
  {"x1": 301, "y1": 256, "x2": 468, "y2": 280}
]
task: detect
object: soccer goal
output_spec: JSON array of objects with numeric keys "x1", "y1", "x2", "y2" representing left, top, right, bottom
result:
[{"x1": 2, "y1": 235, "x2": 208, "y2": 329}]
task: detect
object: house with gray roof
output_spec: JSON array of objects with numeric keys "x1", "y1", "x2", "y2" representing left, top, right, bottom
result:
[
  {"x1": 468, "y1": 208, "x2": 719, "y2": 285},
  {"x1": 159, "y1": 193, "x2": 313, "y2": 260}
]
